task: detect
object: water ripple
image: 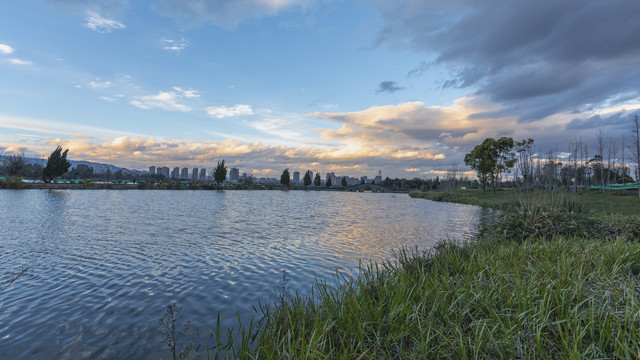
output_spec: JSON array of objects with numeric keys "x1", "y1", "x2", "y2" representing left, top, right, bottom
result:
[{"x1": 0, "y1": 190, "x2": 491, "y2": 359}]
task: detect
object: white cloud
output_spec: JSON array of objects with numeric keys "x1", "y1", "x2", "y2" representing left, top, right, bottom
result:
[
  {"x1": 205, "y1": 105, "x2": 254, "y2": 118},
  {"x1": 88, "y1": 80, "x2": 112, "y2": 89},
  {"x1": 160, "y1": 37, "x2": 190, "y2": 52},
  {"x1": 172, "y1": 86, "x2": 199, "y2": 98},
  {"x1": 0, "y1": 44, "x2": 14, "y2": 55},
  {"x1": 130, "y1": 91, "x2": 191, "y2": 112},
  {"x1": 100, "y1": 95, "x2": 123, "y2": 102},
  {"x1": 7, "y1": 58, "x2": 32, "y2": 66},
  {"x1": 84, "y1": 11, "x2": 125, "y2": 33}
]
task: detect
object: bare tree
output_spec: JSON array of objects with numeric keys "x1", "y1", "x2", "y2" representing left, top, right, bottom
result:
[
  {"x1": 2, "y1": 148, "x2": 26, "y2": 177},
  {"x1": 515, "y1": 139, "x2": 534, "y2": 191},
  {"x1": 597, "y1": 129, "x2": 605, "y2": 194},
  {"x1": 631, "y1": 114, "x2": 640, "y2": 197}
]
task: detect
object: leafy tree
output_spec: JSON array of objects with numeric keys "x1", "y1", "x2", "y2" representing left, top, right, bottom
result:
[
  {"x1": 341, "y1": 177, "x2": 347, "y2": 187},
  {"x1": 303, "y1": 170, "x2": 312, "y2": 186},
  {"x1": 464, "y1": 137, "x2": 516, "y2": 193},
  {"x1": 22, "y1": 163, "x2": 43, "y2": 180},
  {"x1": 360, "y1": 178, "x2": 365, "y2": 185},
  {"x1": 280, "y1": 168, "x2": 290, "y2": 186},
  {"x1": 2, "y1": 148, "x2": 25, "y2": 177},
  {"x1": 314, "y1": 172, "x2": 321, "y2": 186},
  {"x1": 371, "y1": 179, "x2": 375, "y2": 185},
  {"x1": 213, "y1": 160, "x2": 227, "y2": 185},
  {"x1": 42, "y1": 146, "x2": 71, "y2": 183},
  {"x1": 326, "y1": 176, "x2": 332, "y2": 187},
  {"x1": 71, "y1": 164, "x2": 94, "y2": 179}
]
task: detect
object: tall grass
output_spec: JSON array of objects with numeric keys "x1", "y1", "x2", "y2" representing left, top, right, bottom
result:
[{"x1": 239, "y1": 237, "x2": 640, "y2": 359}]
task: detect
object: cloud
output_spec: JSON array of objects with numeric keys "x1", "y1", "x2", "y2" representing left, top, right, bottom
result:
[
  {"x1": 172, "y1": 86, "x2": 199, "y2": 98},
  {"x1": 375, "y1": 81, "x2": 404, "y2": 94},
  {"x1": 88, "y1": 80, "x2": 112, "y2": 88},
  {"x1": 205, "y1": 104, "x2": 254, "y2": 118},
  {"x1": 84, "y1": 11, "x2": 125, "y2": 32},
  {"x1": 100, "y1": 95, "x2": 123, "y2": 102},
  {"x1": 130, "y1": 88, "x2": 199, "y2": 112},
  {"x1": 7, "y1": 58, "x2": 32, "y2": 66},
  {"x1": 160, "y1": 37, "x2": 190, "y2": 51},
  {"x1": 0, "y1": 44, "x2": 14, "y2": 55},
  {"x1": 153, "y1": 0, "x2": 314, "y2": 29},
  {"x1": 374, "y1": 0, "x2": 640, "y2": 122}
]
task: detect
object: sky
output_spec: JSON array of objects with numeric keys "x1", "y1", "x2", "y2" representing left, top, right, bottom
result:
[{"x1": 1, "y1": 0, "x2": 640, "y2": 179}]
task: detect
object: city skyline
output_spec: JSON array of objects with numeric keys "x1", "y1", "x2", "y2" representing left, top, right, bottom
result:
[{"x1": 1, "y1": 1, "x2": 640, "y2": 178}]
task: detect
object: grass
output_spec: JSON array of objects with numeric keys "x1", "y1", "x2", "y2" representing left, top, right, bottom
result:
[
  {"x1": 227, "y1": 237, "x2": 640, "y2": 359},
  {"x1": 410, "y1": 188, "x2": 640, "y2": 216},
  {"x1": 168, "y1": 190, "x2": 640, "y2": 359}
]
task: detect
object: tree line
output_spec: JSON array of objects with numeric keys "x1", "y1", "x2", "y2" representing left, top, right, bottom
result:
[{"x1": 463, "y1": 114, "x2": 640, "y2": 197}]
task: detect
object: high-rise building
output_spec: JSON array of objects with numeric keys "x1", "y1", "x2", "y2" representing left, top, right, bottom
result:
[
  {"x1": 172, "y1": 167, "x2": 180, "y2": 179},
  {"x1": 293, "y1": 171, "x2": 300, "y2": 183},
  {"x1": 374, "y1": 170, "x2": 382, "y2": 184},
  {"x1": 199, "y1": 168, "x2": 207, "y2": 181},
  {"x1": 181, "y1": 167, "x2": 189, "y2": 179},
  {"x1": 157, "y1": 166, "x2": 170, "y2": 178},
  {"x1": 192, "y1": 168, "x2": 198, "y2": 182},
  {"x1": 229, "y1": 167, "x2": 240, "y2": 182},
  {"x1": 149, "y1": 166, "x2": 156, "y2": 176}
]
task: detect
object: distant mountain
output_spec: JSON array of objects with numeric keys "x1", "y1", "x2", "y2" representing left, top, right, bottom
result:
[{"x1": 0, "y1": 155, "x2": 144, "y2": 175}]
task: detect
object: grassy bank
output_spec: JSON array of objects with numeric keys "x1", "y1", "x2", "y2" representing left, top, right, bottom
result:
[
  {"x1": 409, "y1": 188, "x2": 640, "y2": 216},
  {"x1": 173, "y1": 190, "x2": 640, "y2": 359},
  {"x1": 245, "y1": 237, "x2": 640, "y2": 359}
]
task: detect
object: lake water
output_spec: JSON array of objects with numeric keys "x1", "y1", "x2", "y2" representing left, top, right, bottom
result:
[{"x1": 0, "y1": 190, "x2": 492, "y2": 359}]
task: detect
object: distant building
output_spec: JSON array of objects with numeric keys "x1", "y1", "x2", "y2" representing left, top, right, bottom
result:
[
  {"x1": 181, "y1": 167, "x2": 189, "y2": 179},
  {"x1": 157, "y1": 166, "x2": 170, "y2": 178},
  {"x1": 374, "y1": 170, "x2": 382, "y2": 184},
  {"x1": 149, "y1": 166, "x2": 156, "y2": 176},
  {"x1": 199, "y1": 168, "x2": 207, "y2": 181},
  {"x1": 172, "y1": 167, "x2": 180, "y2": 179},
  {"x1": 192, "y1": 168, "x2": 198, "y2": 182},
  {"x1": 229, "y1": 167, "x2": 240, "y2": 182},
  {"x1": 293, "y1": 171, "x2": 300, "y2": 183}
]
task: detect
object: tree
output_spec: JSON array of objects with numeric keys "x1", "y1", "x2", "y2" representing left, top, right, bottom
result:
[
  {"x1": 280, "y1": 168, "x2": 290, "y2": 186},
  {"x1": 68, "y1": 164, "x2": 94, "y2": 179},
  {"x1": 464, "y1": 137, "x2": 516, "y2": 193},
  {"x1": 326, "y1": 176, "x2": 332, "y2": 187},
  {"x1": 314, "y1": 172, "x2": 321, "y2": 186},
  {"x1": 213, "y1": 160, "x2": 227, "y2": 185},
  {"x1": 631, "y1": 114, "x2": 640, "y2": 197},
  {"x1": 2, "y1": 148, "x2": 25, "y2": 177},
  {"x1": 515, "y1": 139, "x2": 534, "y2": 190},
  {"x1": 42, "y1": 146, "x2": 71, "y2": 183},
  {"x1": 303, "y1": 170, "x2": 312, "y2": 187},
  {"x1": 464, "y1": 139, "x2": 496, "y2": 192},
  {"x1": 341, "y1": 177, "x2": 347, "y2": 187}
]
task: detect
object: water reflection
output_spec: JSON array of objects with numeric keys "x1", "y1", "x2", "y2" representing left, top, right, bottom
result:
[{"x1": 0, "y1": 190, "x2": 491, "y2": 359}]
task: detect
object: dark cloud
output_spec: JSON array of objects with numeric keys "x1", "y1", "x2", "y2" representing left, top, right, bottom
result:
[
  {"x1": 376, "y1": 81, "x2": 405, "y2": 94},
  {"x1": 375, "y1": 0, "x2": 640, "y2": 121},
  {"x1": 566, "y1": 111, "x2": 637, "y2": 131}
]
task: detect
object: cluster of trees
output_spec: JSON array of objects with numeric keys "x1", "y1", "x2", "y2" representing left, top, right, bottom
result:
[
  {"x1": 463, "y1": 115, "x2": 640, "y2": 196},
  {"x1": 1, "y1": 146, "x2": 71, "y2": 182}
]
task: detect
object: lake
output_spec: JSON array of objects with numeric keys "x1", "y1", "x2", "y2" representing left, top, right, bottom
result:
[{"x1": 0, "y1": 189, "x2": 492, "y2": 359}]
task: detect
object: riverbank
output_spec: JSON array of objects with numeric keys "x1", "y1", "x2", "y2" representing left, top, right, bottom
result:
[
  {"x1": 409, "y1": 188, "x2": 640, "y2": 215},
  {"x1": 205, "y1": 190, "x2": 640, "y2": 358},
  {"x1": 0, "y1": 179, "x2": 400, "y2": 192}
]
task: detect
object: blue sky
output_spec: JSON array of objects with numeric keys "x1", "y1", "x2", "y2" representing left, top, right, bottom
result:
[{"x1": 1, "y1": 0, "x2": 639, "y2": 178}]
